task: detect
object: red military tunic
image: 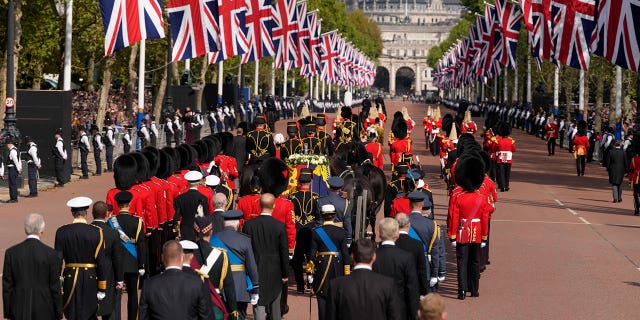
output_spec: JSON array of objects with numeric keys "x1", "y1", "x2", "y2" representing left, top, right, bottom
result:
[
  {"x1": 630, "y1": 156, "x2": 640, "y2": 185},
  {"x1": 496, "y1": 136, "x2": 516, "y2": 165},
  {"x1": 366, "y1": 142, "x2": 384, "y2": 170},
  {"x1": 142, "y1": 180, "x2": 164, "y2": 230},
  {"x1": 214, "y1": 154, "x2": 239, "y2": 190},
  {"x1": 364, "y1": 117, "x2": 376, "y2": 131},
  {"x1": 423, "y1": 116, "x2": 434, "y2": 134},
  {"x1": 168, "y1": 173, "x2": 190, "y2": 194},
  {"x1": 164, "y1": 180, "x2": 180, "y2": 221},
  {"x1": 105, "y1": 187, "x2": 143, "y2": 217},
  {"x1": 390, "y1": 137, "x2": 413, "y2": 167},
  {"x1": 447, "y1": 190, "x2": 493, "y2": 243},
  {"x1": 406, "y1": 119, "x2": 415, "y2": 133},
  {"x1": 545, "y1": 123, "x2": 559, "y2": 139},
  {"x1": 272, "y1": 196, "x2": 297, "y2": 253},
  {"x1": 573, "y1": 135, "x2": 589, "y2": 156},
  {"x1": 238, "y1": 193, "x2": 261, "y2": 221},
  {"x1": 479, "y1": 176, "x2": 498, "y2": 219},
  {"x1": 390, "y1": 196, "x2": 410, "y2": 218},
  {"x1": 196, "y1": 185, "x2": 215, "y2": 213},
  {"x1": 131, "y1": 183, "x2": 157, "y2": 232},
  {"x1": 150, "y1": 177, "x2": 168, "y2": 225}
]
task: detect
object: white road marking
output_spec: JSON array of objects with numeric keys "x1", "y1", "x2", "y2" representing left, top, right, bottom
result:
[
  {"x1": 554, "y1": 199, "x2": 564, "y2": 206},
  {"x1": 566, "y1": 208, "x2": 578, "y2": 215},
  {"x1": 578, "y1": 217, "x2": 591, "y2": 225},
  {"x1": 492, "y1": 219, "x2": 587, "y2": 225}
]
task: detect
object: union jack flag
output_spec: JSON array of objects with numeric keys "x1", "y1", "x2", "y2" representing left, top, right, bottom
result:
[
  {"x1": 486, "y1": 4, "x2": 504, "y2": 77},
  {"x1": 168, "y1": 0, "x2": 220, "y2": 61},
  {"x1": 207, "y1": 0, "x2": 249, "y2": 63},
  {"x1": 550, "y1": 0, "x2": 597, "y2": 70},
  {"x1": 495, "y1": 0, "x2": 522, "y2": 68},
  {"x1": 273, "y1": 0, "x2": 299, "y2": 70},
  {"x1": 241, "y1": 0, "x2": 276, "y2": 63},
  {"x1": 591, "y1": 0, "x2": 640, "y2": 71},
  {"x1": 295, "y1": 2, "x2": 310, "y2": 67},
  {"x1": 300, "y1": 11, "x2": 321, "y2": 77},
  {"x1": 99, "y1": 0, "x2": 165, "y2": 56},
  {"x1": 522, "y1": 0, "x2": 550, "y2": 67},
  {"x1": 320, "y1": 31, "x2": 339, "y2": 83}
]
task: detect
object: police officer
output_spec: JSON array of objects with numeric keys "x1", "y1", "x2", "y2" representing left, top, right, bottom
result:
[
  {"x1": 122, "y1": 126, "x2": 132, "y2": 154},
  {"x1": 78, "y1": 128, "x2": 91, "y2": 179},
  {"x1": 316, "y1": 177, "x2": 352, "y2": 246},
  {"x1": 406, "y1": 192, "x2": 444, "y2": 294},
  {"x1": 108, "y1": 191, "x2": 147, "y2": 320},
  {"x1": 280, "y1": 122, "x2": 301, "y2": 161},
  {"x1": 24, "y1": 136, "x2": 41, "y2": 197},
  {"x1": 149, "y1": 116, "x2": 159, "y2": 147},
  {"x1": 104, "y1": 121, "x2": 116, "y2": 172},
  {"x1": 246, "y1": 114, "x2": 276, "y2": 163},
  {"x1": 93, "y1": 127, "x2": 104, "y2": 176},
  {"x1": 55, "y1": 196, "x2": 107, "y2": 320},
  {"x1": 289, "y1": 169, "x2": 320, "y2": 293},
  {"x1": 309, "y1": 204, "x2": 351, "y2": 320},
  {"x1": 52, "y1": 129, "x2": 68, "y2": 187},
  {"x1": 1, "y1": 138, "x2": 21, "y2": 203},
  {"x1": 210, "y1": 210, "x2": 260, "y2": 320},
  {"x1": 139, "y1": 119, "x2": 151, "y2": 148}
]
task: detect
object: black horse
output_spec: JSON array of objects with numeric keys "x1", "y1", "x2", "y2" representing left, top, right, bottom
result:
[{"x1": 331, "y1": 142, "x2": 386, "y2": 240}]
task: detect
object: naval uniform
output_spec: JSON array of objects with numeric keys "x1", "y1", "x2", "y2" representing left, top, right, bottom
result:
[
  {"x1": 54, "y1": 219, "x2": 107, "y2": 320},
  {"x1": 174, "y1": 188, "x2": 211, "y2": 241},
  {"x1": 289, "y1": 187, "x2": 320, "y2": 291},
  {"x1": 309, "y1": 221, "x2": 350, "y2": 320},
  {"x1": 316, "y1": 193, "x2": 352, "y2": 245},
  {"x1": 194, "y1": 239, "x2": 237, "y2": 316},
  {"x1": 91, "y1": 219, "x2": 123, "y2": 319},
  {"x1": 210, "y1": 228, "x2": 260, "y2": 320}
]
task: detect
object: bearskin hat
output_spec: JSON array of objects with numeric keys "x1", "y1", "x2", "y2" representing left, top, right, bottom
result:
[
  {"x1": 392, "y1": 120, "x2": 408, "y2": 140},
  {"x1": 156, "y1": 150, "x2": 174, "y2": 179},
  {"x1": 113, "y1": 154, "x2": 138, "y2": 190},
  {"x1": 484, "y1": 113, "x2": 500, "y2": 132},
  {"x1": 141, "y1": 149, "x2": 159, "y2": 177},
  {"x1": 162, "y1": 147, "x2": 181, "y2": 173},
  {"x1": 577, "y1": 120, "x2": 588, "y2": 136},
  {"x1": 219, "y1": 132, "x2": 234, "y2": 155},
  {"x1": 192, "y1": 140, "x2": 211, "y2": 165},
  {"x1": 203, "y1": 135, "x2": 222, "y2": 157},
  {"x1": 454, "y1": 153, "x2": 485, "y2": 192},
  {"x1": 257, "y1": 158, "x2": 289, "y2": 197},
  {"x1": 129, "y1": 151, "x2": 151, "y2": 182},
  {"x1": 177, "y1": 144, "x2": 197, "y2": 170},
  {"x1": 442, "y1": 114, "x2": 454, "y2": 136},
  {"x1": 480, "y1": 150, "x2": 492, "y2": 174},
  {"x1": 457, "y1": 133, "x2": 480, "y2": 157},
  {"x1": 238, "y1": 121, "x2": 249, "y2": 134},
  {"x1": 498, "y1": 122, "x2": 512, "y2": 137},
  {"x1": 341, "y1": 106, "x2": 353, "y2": 119}
]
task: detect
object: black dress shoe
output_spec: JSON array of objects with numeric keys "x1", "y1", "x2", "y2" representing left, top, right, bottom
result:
[
  {"x1": 5, "y1": 199, "x2": 18, "y2": 203},
  {"x1": 457, "y1": 291, "x2": 466, "y2": 300},
  {"x1": 25, "y1": 194, "x2": 38, "y2": 198},
  {"x1": 471, "y1": 292, "x2": 480, "y2": 297},
  {"x1": 93, "y1": 173, "x2": 101, "y2": 176},
  {"x1": 480, "y1": 266, "x2": 486, "y2": 273},
  {"x1": 80, "y1": 176, "x2": 89, "y2": 179},
  {"x1": 486, "y1": 260, "x2": 491, "y2": 265}
]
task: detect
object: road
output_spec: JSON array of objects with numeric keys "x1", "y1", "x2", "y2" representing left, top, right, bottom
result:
[{"x1": 1, "y1": 99, "x2": 639, "y2": 319}]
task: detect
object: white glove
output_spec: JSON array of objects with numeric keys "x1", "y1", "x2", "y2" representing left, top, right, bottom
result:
[
  {"x1": 97, "y1": 291, "x2": 106, "y2": 301},
  {"x1": 481, "y1": 242, "x2": 487, "y2": 248},
  {"x1": 437, "y1": 276, "x2": 445, "y2": 282},
  {"x1": 307, "y1": 275, "x2": 314, "y2": 284},
  {"x1": 138, "y1": 269, "x2": 145, "y2": 276},
  {"x1": 250, "y1": 293, "x2": 259, "y2": 305},
  {"x1": 429, "y1": 277, "x2": 438, "y2": 287},
  {"x1": 289, "y1": 255, "x2": 293, "y2": 260},
  {"x1": 451, "y1": 241, "x2": 456, "y2": 248}
]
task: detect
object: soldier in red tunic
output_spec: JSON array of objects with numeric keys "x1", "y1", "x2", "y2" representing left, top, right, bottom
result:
[
  {"x1": 496, "y1": 123, "x2": 516, "y2": 192},
  {"x1": 545, "y1": 115, "x2": 559, "y2": 156},
  {"x1": 390, "y1": 120, "x2": 412, "y2": 171},
  {"x1": 573, "y1": 120, "x2": 590, "y2": 176},
  {"x1": 365, "y1": 130, "x2": 384, "y2": 170},
  {"x1": 448, "y1": 153, "x2": 494, "y2": 300}
]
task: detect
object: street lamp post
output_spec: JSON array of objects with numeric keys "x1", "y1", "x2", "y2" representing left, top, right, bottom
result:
[{"x1": 1, "y1": 0, "x2": 21, "y2": 144}]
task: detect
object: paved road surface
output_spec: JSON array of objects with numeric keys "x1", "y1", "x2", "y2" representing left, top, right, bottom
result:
[{"x1": 1, "y1": 99, "x2": 639, "y2": 319}]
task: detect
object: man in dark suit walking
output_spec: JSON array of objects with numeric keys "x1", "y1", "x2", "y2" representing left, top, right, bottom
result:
[
  {"x1": 242, "y1": 193, "x2": 289, "y2": 320},
  {"x1": 395, "y1": 213, "x2": 429, "y2": 297},
  {"x1": 91, "y1": 201, "x2": 124, "y2": 320},
  {"x1": 108, "y1": 191, "x2": 147, "y2": 320},
  {"x1": 372, "y1": 218, "x2": 420, "y2": 320},
  {"x1": 139, "y1": 241, "x2": 211, "y2": 320},
  {"x1": 326, "y1": 238, "x2": 401, "y2": 320},
  {"x1": 3, "y1": 213, "x2": 63, "y2": 320}
]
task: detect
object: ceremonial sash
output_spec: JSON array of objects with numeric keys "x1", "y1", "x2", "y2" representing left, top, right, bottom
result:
[
  {"x1": 408, "y1": 223, "x2": 439, "y2": 262},
  {"x1": 314, "y1": 228, "x2": 341, "y2": 259},
  {"x1": 108, "y1": 217, "x2": 138, "y2": 260},
  {"x1": 210, "y1": 235, "x2": 253, "y2": 291}
]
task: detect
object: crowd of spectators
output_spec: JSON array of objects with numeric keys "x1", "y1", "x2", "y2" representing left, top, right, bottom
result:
[{"x1": 71, "y1": 89, "x2": 153, "y2": 133}]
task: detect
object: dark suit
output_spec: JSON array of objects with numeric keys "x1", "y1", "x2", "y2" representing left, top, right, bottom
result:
[
  {"x1": 109, "y1": 213, "x2": 147, "y2": 320},
  {"x1": 174, "y1": 189, "x2": 211, "y2": 241},
  {"x1": 372, "y1": 243, "x2": 419, "y2": 320},
  {"x1": 138, "y1": 268, "x2": 210, "y2": 320},
  {"x1": 3, "y1": 238, "x2": 63, "y2": 320},
  {"x1": 326, "y1": 268, "x2": 401, "y2": 320},
  {"x1": 396, "y1": 233, "x2": 429, "y2": 295},
  {"x1": 242, "y1": 215, "x2": 288, "y2": 319},
  {"x1": 91, "y1": 220, "x2": 124, "y2": 319},
  {"x1": 231, "y1": 135, "x2": 247, "y2": 174}
]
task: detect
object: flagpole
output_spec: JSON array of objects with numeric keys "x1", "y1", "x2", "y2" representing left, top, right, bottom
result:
[
  {"x1": 513, "y1": 64, "x2": 518, "y2": 103},
  {"x1": 553, "y1": 66, "x2": 559, "y2": 109},
  {"x1": 314, "y1": 75, "x2": 319, "y2": 100},
  {"x1": 283, "y1": 62, "x2": 288, "y2": 98},
  {"x1": 481, "y1": 80, "x2": 485, "y2": 102},
  {"x1": 254, "y1": 61, "x2": 259, "y2": 97},
  {"x1": 309, "y1": 76, "x2": 313, "y2": 99},
  {"x1": 271, "y1": 61, "x2": 276, "y2": 96},
  {"x1": 579, "y1": 69, "x2": 585, "y2": 114},
  {"x1": 526, "y1": 55, "x2": 532, "y2": 103},
  {"x1": 615, "y1": 66, "x2": 622, "y2": 118},
  {"x1": 137, "y1": 39, "x2": 146, "y2": 149},
  {"x1": 218, "y1": 61, "x2": 224, "y2": 104},
  {"x1": 63, "y1": 0, "x2": 73, "y2": 90},
  {"x1": 503, "y1": 68, "x2": 508, "y2": 103},
  {"x1": 493, "y1": 76, "x2": 497, "y2": 102},
  {"x1": 322, "y1": 80, "x2": 325, "y2": 101}
]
